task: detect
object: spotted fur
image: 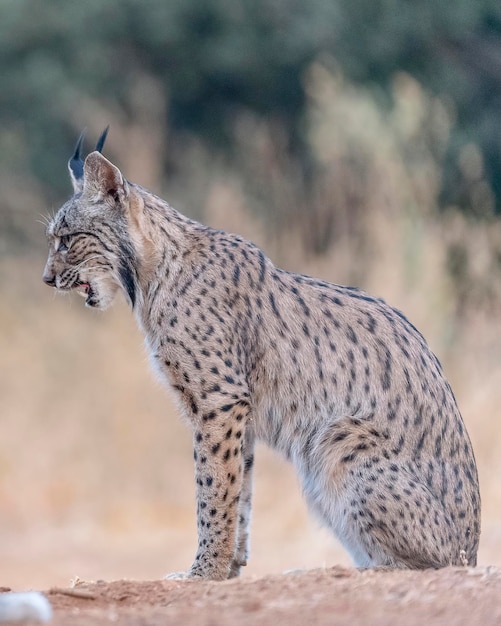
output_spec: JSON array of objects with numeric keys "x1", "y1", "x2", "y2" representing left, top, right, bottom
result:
[{"x1": 43, "y1": 142, "x2": 480, "y2": 580}]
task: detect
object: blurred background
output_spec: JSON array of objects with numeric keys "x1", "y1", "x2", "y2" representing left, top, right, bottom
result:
[{"x1": 1, "y1": 0, "x2": 501, "y2": 589}]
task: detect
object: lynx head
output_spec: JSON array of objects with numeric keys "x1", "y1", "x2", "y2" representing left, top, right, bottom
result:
[{"x1": 43, "y1": 128, "x2": 139, "y2": 309}]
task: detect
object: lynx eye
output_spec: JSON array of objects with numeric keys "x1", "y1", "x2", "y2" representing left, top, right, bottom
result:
[{"x1": 56, "y1": 236, "x2": 70, "y2": 253}]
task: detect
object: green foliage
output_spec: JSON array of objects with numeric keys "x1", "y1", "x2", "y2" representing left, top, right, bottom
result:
[{"x1": 1, "y1": 0, "x2": 501, "y2": 214}]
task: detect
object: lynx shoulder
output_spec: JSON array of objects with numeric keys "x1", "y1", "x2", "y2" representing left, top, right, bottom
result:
[{"x1": 43, "y1": 131, "x2": 480, "y2": 580}]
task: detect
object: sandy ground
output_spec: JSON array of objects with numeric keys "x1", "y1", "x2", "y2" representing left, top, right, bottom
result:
[{"x1": 2, "y1": 566, "x2": 499, "y2": 625}]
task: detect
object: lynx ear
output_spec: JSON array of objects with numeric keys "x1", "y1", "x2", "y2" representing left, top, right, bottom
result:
[{"x1": 83, "y1": 151, "x2": 129, "y2": 203}]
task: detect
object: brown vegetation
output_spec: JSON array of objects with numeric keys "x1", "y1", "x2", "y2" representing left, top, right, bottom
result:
[{"x1": 1, "y1": 68, "x2": 500, "y2": 591}]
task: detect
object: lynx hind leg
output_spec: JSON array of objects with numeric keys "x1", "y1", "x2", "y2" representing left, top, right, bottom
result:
[{"x1": 308, "y1": 456, "x2": 469, "y2": 570}]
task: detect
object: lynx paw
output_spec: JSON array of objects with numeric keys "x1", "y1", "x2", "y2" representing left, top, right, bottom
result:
[
  {"x1": 164, "y1": 571, "x2": 195, "y2": 581},
  {"x1": 228, "y1": 557, "x2": 247, "y2": 579}
]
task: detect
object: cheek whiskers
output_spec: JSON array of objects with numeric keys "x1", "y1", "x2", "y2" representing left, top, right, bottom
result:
[{"x1": 72, "y1": 254, "x2": 108, "y2": 274}]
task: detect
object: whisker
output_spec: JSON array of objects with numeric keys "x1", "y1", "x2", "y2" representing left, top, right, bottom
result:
[
  {"x1": 36, "y1": 213, "x2": 53, "y2": 229},
  {"x1": 73, "y1": 254, "x2": 107, "y2": 272}
]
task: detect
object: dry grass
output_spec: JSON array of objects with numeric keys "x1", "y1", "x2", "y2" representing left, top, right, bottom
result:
[
  {"x1": 1, "y1": 211, "x2": 500, "y2": 588},
  {"x1": 1, "y1": 66, "x2": 500, "y2": 588}
]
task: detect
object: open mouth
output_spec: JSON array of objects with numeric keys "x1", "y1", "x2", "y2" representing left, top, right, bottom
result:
[
  {"x1": 75, "y1": 282, "x2": 90, "y2": 296},
  {"x1": 74, "y1": 281, "x2": 97, "y2": 306}
]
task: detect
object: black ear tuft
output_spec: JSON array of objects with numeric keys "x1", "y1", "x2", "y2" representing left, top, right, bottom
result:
[
  {"x1": 68, "y1": 127, "x2": 111, "y2": 194},
  {"x1": 95, "y1": 126, "x2": 110, "y2": 153},
  {"x1": 69, "y1": 128, "x2": 87, "y2": 182}
]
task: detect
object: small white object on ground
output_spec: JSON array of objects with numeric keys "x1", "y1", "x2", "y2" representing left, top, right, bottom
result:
[{"x1": 0, "y1": 591, "x2": 52, "y2": 622}]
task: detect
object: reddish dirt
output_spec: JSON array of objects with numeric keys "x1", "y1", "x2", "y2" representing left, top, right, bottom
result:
[{"x1": 5, "y1": 566, "x2": 500, "y2": 625}]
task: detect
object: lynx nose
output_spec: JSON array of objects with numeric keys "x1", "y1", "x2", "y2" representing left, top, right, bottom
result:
[{"x1": 42, "y1": 269, "x2": 56, "y2": 286}]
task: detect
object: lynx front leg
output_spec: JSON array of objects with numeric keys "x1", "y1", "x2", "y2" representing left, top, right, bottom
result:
[
  {"x1": 189, "y1": 400, "x2": 251, "y2": 581},
  {"x1": 228, "y1": 429, "x2": 255, "y2": 578}
]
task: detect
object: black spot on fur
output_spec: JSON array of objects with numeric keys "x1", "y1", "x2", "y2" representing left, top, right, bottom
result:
[{"x1": 118, "y1": 241, "x2": 137, "y2": 306}]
